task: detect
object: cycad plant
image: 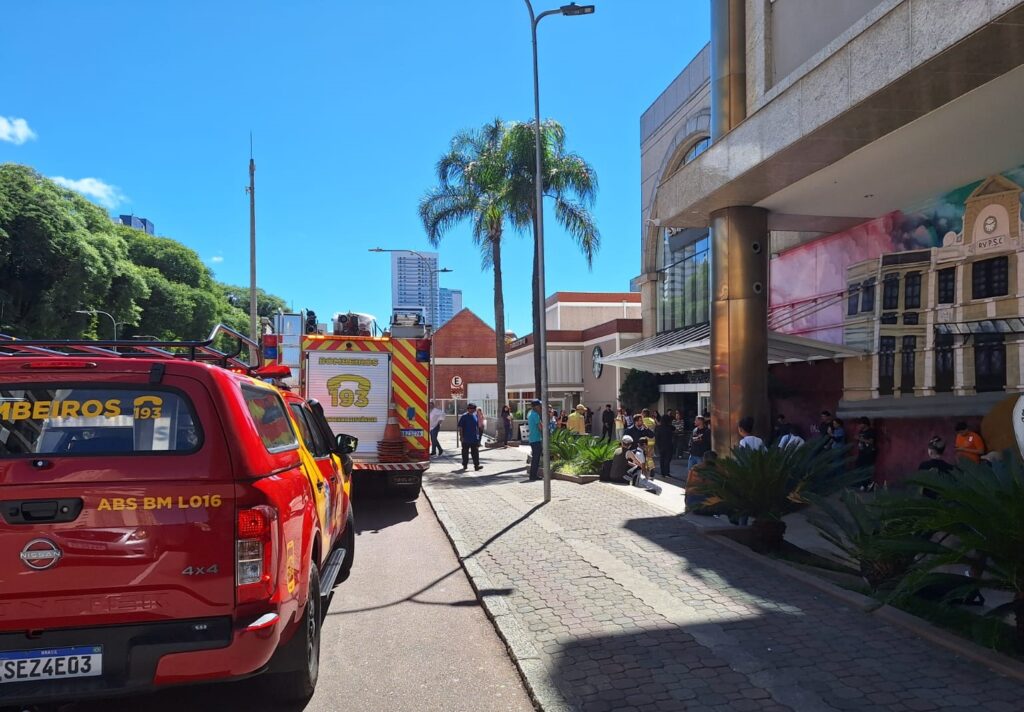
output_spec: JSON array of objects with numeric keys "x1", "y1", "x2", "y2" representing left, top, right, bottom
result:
[
  {"x1": 573, "y1": 437, "x2": 618, "y2": 475},
  {"x1": 692, "y1": 439, "x2": 859, "y2": 552},
  {"x1": 885, "y1": 456, "x2": 1024, "y2": 646},
  {"x1": 806, "y1": 489, "x2": 920, "y2": 591},
  {"x1": 549, "y1": 428, "x2": 579, "y2": 462}
]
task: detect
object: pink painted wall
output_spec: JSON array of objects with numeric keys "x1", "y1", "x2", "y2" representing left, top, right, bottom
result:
[{"x1": 769, "y1": 214, "x2": 898, "y2": 344}]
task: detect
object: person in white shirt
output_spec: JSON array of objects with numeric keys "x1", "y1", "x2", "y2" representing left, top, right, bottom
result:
[
  {"x1": 776, "y1": 424, "x2": 805, "y2": 450},
  {"x1": 737, "y1": 416, "x2": 766, "y2": 451},
  {"x1": 428, "y1": 401, "x2": 446, "y2": 457}
]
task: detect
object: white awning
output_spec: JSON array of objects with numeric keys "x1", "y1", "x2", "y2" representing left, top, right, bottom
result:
[{"x1": 599, "y1": 324, "x2": 865, "y2": 374}]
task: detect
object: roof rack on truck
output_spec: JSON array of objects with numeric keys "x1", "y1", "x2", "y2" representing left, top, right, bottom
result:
[{"x1": 0, "y1": 324, "x2": 261, "y2": 372}]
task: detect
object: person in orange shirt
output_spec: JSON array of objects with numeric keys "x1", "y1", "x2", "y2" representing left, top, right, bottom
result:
[{"x1": 954, "y1": 421, "x2": 986, "y2": 464}]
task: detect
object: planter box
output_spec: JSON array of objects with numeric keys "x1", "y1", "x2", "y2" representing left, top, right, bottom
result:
[{"x1": 552, "y1": 471, "x2": 599, "y2": 484}]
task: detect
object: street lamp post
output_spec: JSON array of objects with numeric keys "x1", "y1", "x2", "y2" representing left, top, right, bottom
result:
[
  {"x1": 524, "y1": 0, "x2": 595, "y2": 503},
  {"x1": 368, "y1": 248, "x2": 453, "y2": 402},
  {"x1": 75, "y1": 309, "x2": 122, "y2": 340}
]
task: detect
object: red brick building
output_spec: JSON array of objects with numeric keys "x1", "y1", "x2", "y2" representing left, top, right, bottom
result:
[{"x1": 430, "y1": 309, "x2": 498, "y2": 404}]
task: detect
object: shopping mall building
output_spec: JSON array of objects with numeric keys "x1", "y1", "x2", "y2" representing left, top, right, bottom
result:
[{"x1": 602, "y1": 0, "x2": 1024, "y2": 480}]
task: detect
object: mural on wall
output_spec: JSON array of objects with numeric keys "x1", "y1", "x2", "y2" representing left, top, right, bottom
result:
[{"x1": 770, "y1": 166, "x2": 1024, "y2": 347}]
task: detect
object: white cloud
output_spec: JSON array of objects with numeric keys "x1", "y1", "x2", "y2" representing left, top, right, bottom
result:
[
  {"x1": 0, "y1": 116, "x2": 36, "y2": 145},
  {"x1": 209, "y1": 255, "x2": 225, "y2": 264},
  {"x1": 51, "y1": 176, "x2": 127, "y2": 210}
]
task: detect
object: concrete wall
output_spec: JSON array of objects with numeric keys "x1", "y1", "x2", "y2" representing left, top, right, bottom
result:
[
  {"x1": 549, "y1": 303, "x2": 641, "y2": 331},
  {"x1": 768, "y1": 0, "x2": 885, "y2": 87}
]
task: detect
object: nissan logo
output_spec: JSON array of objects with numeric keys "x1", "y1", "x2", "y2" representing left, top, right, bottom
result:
[{"x1": 20, "y1": 538, "x2": 62, "y2": 571}]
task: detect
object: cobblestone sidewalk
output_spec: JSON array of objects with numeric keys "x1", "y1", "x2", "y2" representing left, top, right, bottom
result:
[{"x1": 424, "y1": 436, "x2": 1024, "y2": 712}]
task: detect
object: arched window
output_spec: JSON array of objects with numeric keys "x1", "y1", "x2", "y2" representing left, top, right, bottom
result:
[{"x1": 682, "y1": 137, "x2": 710, "y2": 165}]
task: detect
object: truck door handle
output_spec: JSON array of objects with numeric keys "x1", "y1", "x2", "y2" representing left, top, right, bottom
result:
[
  {"x1": 316, "y1": 480, "x2": 325, "y2": 491},
  {"x1": 2, "y1": 499, "x2": 84, "y2": 525}
]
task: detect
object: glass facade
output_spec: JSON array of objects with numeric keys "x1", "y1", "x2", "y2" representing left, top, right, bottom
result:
[{"x1": 656, "y1": 229, "x2": 710, "y2": 333}]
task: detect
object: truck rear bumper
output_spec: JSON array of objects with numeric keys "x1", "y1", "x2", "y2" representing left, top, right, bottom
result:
[
  {"x1": 352, "y1": 461, "x2": 429, "y2": 472},
  {"x1": 0, "y1": 614, "x2": 284, "y2": 706}
]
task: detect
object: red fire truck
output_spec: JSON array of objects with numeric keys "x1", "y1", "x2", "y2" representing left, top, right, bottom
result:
[{"x1": 267, "y1": 310, "x2": 431, "y2": 498}]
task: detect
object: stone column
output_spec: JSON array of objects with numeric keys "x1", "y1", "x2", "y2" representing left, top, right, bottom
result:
[{"x1": 710, "y1": 206, "x2": 770, "y2": 450}]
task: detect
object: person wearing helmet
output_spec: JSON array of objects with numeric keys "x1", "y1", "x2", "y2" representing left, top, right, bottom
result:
[{"x1": 610, "y1": 434, "x2": 635, "y2": 484}]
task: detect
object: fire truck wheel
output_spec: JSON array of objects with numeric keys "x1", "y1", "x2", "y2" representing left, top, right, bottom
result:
[
  {"x1": 337, "y1": 508, "x2": 355, "y2": 584},
  {"x1": 272, "y1": 564, "x2": 321, "y2": 702}
]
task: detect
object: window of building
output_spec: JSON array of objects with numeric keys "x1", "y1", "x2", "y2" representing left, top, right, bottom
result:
[
  {"x1": 878, "y1": 336, "x2": 895, "y2": 396},
  {"x1": 904, "y1": 272, "x2": 922, "y2": 310},
  {"x1": 847, "y1": 284, "x2": 859, "y2": 316},
  {"x1": 860, "y1": 278, "x2": 876, "y2": 313},
  {"x1": 937, "y1": 267, "x2": 956, "y2": 304},
  {"x1": 683, "y1": 137, "x2": 710, "y2": 164},
  {"x1": 935, "y1": 333, "x2": 954, "y2": 393},
  {"x1": 903, "y1": 313, "x2": 919, "y2": 325},
  {"x1": 974, "y1": 333, "x2": 1006, "y2": 393},
  {"x1": 971, "y1": 256, "x2": 1009, "y2": 300},
  {"x1": 656, "y1": 230, "x2": 710, "y2": 333},
  {"x1": 900, "y1": 336, "x2": 916, "y2": 394},
  {"x1": 882, "y1": 274, "x2": 900, "y2": 310}
]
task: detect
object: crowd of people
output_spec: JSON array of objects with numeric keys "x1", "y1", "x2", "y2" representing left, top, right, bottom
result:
[{"x1": 429, "y1": 399, "x2": 995, "y2": 500}]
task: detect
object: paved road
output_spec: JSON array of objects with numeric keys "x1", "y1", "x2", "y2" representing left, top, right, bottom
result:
[
  {"x1": 425, "y1": 437, "x2": 1024, "y2": 712},
  {"x1": 35, "y1": 492, "x2": 533, "y2": 712}
]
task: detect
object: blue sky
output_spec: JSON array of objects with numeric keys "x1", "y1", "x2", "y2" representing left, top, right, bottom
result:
[{"x1": 1, "y1": 1, "x2": 709, "y2": 336}]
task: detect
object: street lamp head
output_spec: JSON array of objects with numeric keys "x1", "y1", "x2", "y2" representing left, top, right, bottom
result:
[
  {"x1": 75, "y1": 309, "x2": 94, "y2": 316},
  {"x1": 437, "y1": 267, "x2": 454, "y2": 274},
  {"x1": 368, "y1": 247, "x2": 385, "y2": 253},
  {"x1": 560, "y1": 3, "x2": 595, "y2": 16}
]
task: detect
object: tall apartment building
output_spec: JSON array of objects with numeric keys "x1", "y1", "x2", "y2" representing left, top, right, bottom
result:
[
  {"x1": 437, "y1": 288, "x2": 463, "y2": 328},
  {"x1": 391, "y1": 250, "x2": 439, "y2": 327},
  {"x1": 118, "y1": 215, "x2": 155, "y2": 235}
]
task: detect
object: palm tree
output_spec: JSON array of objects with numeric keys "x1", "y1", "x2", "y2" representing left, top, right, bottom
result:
[
  {"x1": 419, "y1": 119, "x2": 510, "y2": 442},
  {"x1": 502, "y1": 120, "x2": 599, "y2": 398}
]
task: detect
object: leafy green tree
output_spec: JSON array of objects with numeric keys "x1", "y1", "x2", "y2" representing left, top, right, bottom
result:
[
  {"x1": 502, "y1": 121, "x2": 599, "y2": 395},
  {"x1": 420, "y1": 119, "x2": 510, "y2": 441},
  {"x1": 0, "y1": 164, "x2": 148, "y2": 338},
  {"x1": 0, "y1": 163, "x2": 289, "y2": 343},
  {"x1": 618, "y1": 369, "x2": 659, "y2": 412}
]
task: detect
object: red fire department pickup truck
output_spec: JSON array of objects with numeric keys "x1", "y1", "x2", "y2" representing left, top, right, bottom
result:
[{"x1": 0, "y1": 328, "x2": 354, "y2": 706}]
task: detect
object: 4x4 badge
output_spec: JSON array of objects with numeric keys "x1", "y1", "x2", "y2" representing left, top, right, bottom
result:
[{"x1": 20, "y1": 538, "x2": 62, "y2": 571}]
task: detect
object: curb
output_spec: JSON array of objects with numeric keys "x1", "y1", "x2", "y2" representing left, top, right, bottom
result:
[
  {"x1": 692, "y1": 523, "x2": 1024, "y2": 684},
  {"x1": 422, "y1": 486, "x2": 571, "y2": 712}
]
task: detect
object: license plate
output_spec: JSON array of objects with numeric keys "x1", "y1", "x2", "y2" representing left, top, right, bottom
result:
[
  {"x1": 391, "y1": 475, "x2": 418, "y2": 485},
  {"x1": 0, "y1": 645, "x2": 102, "y2": 683}
]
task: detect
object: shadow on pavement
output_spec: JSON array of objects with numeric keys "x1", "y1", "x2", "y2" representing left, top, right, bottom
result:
[
  {"x1": 46, "y1": 676, "x2": 309, "y2": 712},
  {"x1": 352, "y1": 498, "x2": 418, "y2": 534}
]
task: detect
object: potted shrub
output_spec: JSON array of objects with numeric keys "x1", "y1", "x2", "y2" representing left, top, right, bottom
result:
[
  {"x1": 885, "y1": 455, "x2": 1024, "y2": 648},
  {"x1": 806, "y1": 489, "x2": 920, "y2": 591},
  {"x1": 692, "y1": 439, "x2": 858, "y2": 552}
]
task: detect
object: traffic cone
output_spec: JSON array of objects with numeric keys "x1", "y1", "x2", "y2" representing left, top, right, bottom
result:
[
  {"x1": 377, "y1": 402, "x2": 407, "y2": 462},
  {"x1": 383, "y1": 402, "x2": 401, "y2": 441}
]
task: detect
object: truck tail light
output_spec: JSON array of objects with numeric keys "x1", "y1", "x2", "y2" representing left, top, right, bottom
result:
[{"x1": 236, "y1": 505, "x2": 278, "y2": 603}]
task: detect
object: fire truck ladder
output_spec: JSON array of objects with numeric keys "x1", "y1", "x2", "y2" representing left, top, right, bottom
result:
[{"x1": 0, "y1": 324, "x2": 261, "y2": 372}]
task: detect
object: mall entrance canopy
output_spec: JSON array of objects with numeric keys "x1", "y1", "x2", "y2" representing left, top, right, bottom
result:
[{"x1": 599, "y1": 323, "x2": 864, "y2": 374}]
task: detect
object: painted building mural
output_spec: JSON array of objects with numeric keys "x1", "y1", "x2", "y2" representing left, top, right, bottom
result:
[{"x1": 768, "y1": 167, "x2": 1024, "y2": 481}]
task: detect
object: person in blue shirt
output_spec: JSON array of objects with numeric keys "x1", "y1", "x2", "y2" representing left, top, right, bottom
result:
[
  {"x1": 457, "y1": 402, "x2": 484, "y2": 471},
  {"x1": 527, "y1": 399, "x2": 543, "y2": 481}
]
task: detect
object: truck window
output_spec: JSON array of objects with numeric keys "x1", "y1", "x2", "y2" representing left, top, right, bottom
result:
[
  {"x1": 0, "y1": 386, "x2": 200, "y2": 456},
  {"x1": 241, "y1": 385, "x2": 298, "y2": 453},
  {"x1": 289, "y1": 403, "x2": 328, "y2": 458}
]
